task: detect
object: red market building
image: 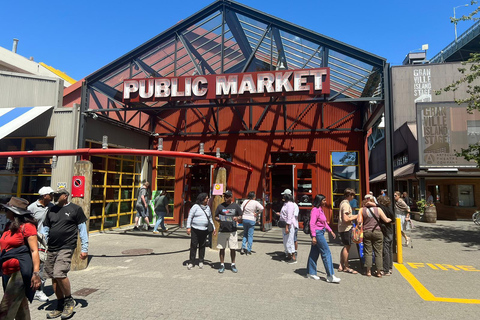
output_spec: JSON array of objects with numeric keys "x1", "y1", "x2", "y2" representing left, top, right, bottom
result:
[{"x1": 63, "y1": 0, "x2": 392, "y2": 231}]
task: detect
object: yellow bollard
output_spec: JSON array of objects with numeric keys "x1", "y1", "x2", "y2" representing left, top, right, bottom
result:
[{"x1": 396, "y1": 217, "x2": 403, "y2": 264}]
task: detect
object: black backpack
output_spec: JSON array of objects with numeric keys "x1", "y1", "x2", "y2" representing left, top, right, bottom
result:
[{"x1": 303, "y1": 214, "x2": 311, "y2": 235}]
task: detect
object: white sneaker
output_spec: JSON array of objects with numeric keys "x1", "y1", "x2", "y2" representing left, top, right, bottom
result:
[
  {"x1": 326, "y1": 275, "x2": 341, "y2": 283},
  {"x1": 187, "y1": 263, "x2": 193, "y2": 270},
  {"x1": 34, "y1": 290, "x2": 49, "y2": 302},
  {"x1": 198, "y1": 262, "x2": 204, "y2": 269},
  {"x1": 307, "y1": 274, "x2": 320, "y2": 280}
]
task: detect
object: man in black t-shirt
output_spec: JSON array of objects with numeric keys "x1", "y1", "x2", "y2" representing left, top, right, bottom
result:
[
  {"x1": 215, "y1": 190, "x2": 242, "y2": 274},
  {"x1": 43, "y1": 188, "x2": 89, "y2": 319}
]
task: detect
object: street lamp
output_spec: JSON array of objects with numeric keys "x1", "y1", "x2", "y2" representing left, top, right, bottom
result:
[{"x1": 454, "y1": 3, "x2": 469, "y2": 42}]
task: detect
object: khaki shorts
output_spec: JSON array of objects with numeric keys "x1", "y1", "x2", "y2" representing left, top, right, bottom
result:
[
  {"x1": 216, "y1": 231, "x2": 238, "y2": 250},
  {"x1": 44, "y1": 249, "x2": 74, "y2": 279}
]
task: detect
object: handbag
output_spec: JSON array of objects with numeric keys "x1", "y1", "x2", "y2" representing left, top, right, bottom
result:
[
  {"x1": 277, "y1": 220, "x2": 287, "y2": 228},
  {"x1": 351, "y1": 222, "x2": 363, "y2": 244},
  {"x1": 200, "y1": 206, "x2": 214, "y2": 233},
  {"x1": 367, "y1": 207, "x2": 387, "y2": 236},
  {"x1": 351, "y1": 211, "x2": 363, "y2": 244}
]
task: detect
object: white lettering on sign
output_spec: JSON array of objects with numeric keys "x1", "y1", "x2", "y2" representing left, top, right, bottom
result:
[
  {"x1": 413, "y1": 68, "x2": 432, "y2": 102},
  {"x1": 408, "y1": 262, "x2": 480, "y2": 271},
  {"x1": 123, "y1": 68, "x2": 328, "y2": 100}
]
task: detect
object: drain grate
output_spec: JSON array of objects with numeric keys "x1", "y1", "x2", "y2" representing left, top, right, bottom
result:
[
  {"x1": 121, "y1": 248, "x2": 154, "y2": 255},
  {"x1": 73, "y1": 288, "x2": 98, "y2": 297}
]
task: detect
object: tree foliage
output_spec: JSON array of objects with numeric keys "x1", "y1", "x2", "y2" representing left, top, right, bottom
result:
[{"x1": 436, "y1": 1, "x2": 480, "y2": 167}]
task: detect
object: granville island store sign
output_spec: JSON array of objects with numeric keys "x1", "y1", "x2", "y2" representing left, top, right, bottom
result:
[{"x1": 123, "y1": 68, "x2": 330, "y2": 102}]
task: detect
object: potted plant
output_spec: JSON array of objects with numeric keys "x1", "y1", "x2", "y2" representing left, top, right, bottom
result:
[{"x1": 416, "y1": 199, "x2": 436, "y2": 223}]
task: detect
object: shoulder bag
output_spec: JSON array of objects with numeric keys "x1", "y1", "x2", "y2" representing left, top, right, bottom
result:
[
  {"x1": 367, "y1": 207, "x2": 387, "y2": 236},
  {"x1": 351, "y1": 211, "x2": 363, "y2": 244},
  {"x1": 199, "y1": 206, "x2": 214, "y2": 233}
]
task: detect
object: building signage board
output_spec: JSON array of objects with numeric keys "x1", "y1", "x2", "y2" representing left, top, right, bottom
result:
[
  {"x1": 123, "y1": 68, "x2": 330, "y2": 103},
  {"x1": 417, "y1": 102, "x2": 480, "y2": 168}
]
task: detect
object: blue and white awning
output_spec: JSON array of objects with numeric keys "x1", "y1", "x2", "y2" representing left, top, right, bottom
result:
[{"x1": 0, "y1": 106, "x2": 53, "y2": 140}]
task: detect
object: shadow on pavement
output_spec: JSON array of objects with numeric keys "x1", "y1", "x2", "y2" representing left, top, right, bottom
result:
[{"x1": 413, "y1": 224, "x2": 480, "y2": 249}]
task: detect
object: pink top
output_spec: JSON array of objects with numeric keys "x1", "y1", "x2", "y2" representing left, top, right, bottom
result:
[{"x1": 309, "y1": 207, "x2": 332, "y2": 237}]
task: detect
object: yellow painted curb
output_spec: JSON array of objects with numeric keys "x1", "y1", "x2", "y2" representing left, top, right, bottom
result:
[{"x1": 394, "y1": 263, "x2": 480, "y2": 304}]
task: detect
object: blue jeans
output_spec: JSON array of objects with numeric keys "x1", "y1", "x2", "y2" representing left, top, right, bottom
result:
[
  {"x1": 307, "y1": 229, "x2": 334, "y2": 277},
  {"x1": 154, "y1": 210, "x2": 166, "y2": 231},
  {"x1": 241, "y1": 220, "x2": 256, "y2": 252}
]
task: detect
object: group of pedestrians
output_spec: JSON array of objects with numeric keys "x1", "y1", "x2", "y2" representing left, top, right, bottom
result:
[
  {"x1": 0, "y1": 187, "x2": 88, "y2": 320},
  {"x1": 183, "y1": 186, "x2": 413, "y2": 284},
  {"x1": 186, "y1": 190, "x2": 263, "y2": 274}
]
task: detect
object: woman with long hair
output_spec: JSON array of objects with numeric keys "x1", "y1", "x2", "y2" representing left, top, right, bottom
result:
[
  {"x1": 306, "y1": 194, "x2": 340, "y2": 283},
  {"x1": 394, "y1": 191, "x2": 411, "y2": 247},
  {"x1": 0, "y1": 197, "x2": 41, "y2": 320},
  {"x1": 360, "y1": 195, "x2": 391, "y2": 277},
  {"x1": 186, "y1": 193, "x2": 216, "y2": 270},
  {"x1": 376, "y1": 195, "x2": 395, "y2": 276}
]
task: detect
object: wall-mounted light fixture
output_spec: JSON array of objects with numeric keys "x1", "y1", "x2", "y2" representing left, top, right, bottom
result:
[
  {"x1": 102, "y1": 135, "x2": 108, "y2": 149},
  {"x1": 216, "y1": 147, "x2": 221, "y2": 158},
  {"x1": 51, "y1": 156, "x2": 58, "y2": 169},
  {"x1": 6, "y1": 157, "x2": 13, "y2": 170},
  {"x1": 199, "y1": 143, "x2": 204, "y2": 155},
  {"x1": 157, "y1": 138, "x2": 163, "y2": 151}
]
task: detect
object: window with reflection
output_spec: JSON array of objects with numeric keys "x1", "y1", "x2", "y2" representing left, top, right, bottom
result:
[
  {"x1": 0, "y1": 137, "x2": 54, "y2": 203},
  {"x1": 87, "y1": 141, "x2": 141, "y2": 231},
  {"x1": 331, "y1": 151, "x2": 361, "y2": 224}
]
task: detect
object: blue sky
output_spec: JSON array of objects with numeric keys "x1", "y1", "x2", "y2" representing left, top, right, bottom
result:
[{"x1": 0, "y1": 0, "x2": 476, "y2": 81}]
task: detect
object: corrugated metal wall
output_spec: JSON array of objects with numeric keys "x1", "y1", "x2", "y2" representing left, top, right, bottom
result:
[
  {"x1": 0, "y1": 71, "x2": 63, "y2": 108},
  {"x1": 155, "y1": 101, "x2": 365, "y2": 224}
]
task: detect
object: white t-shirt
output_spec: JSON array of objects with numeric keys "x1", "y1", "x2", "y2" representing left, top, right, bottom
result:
[{"x1": 241, "y1": 199, "x2": 264, "y2": 222}]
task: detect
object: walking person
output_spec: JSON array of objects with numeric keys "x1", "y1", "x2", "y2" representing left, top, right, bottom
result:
[
  {"x1": 240, "y1": 191, "x2": 264, "y2": 255},
  {"x1": 360, "y1": 195, "x2": 391, "y2": 277},
  {"x1": 376, "y1": 195, "x2": 395, "y2": 276},
  {"x1": 27, "y1": 186, "x2": 55, "y2": 302},
  {"x1": 306, "y1": 194, "x2": 340, "y2": 283},
  {"x1": 134, "y1": 180, "x2": 151, "y2": 231},
  {"x1": 153, "y1": 190, "x2": 169, "y2": 234},
  {"x1": 279, "y1": 190, "x2": 297, "y2": 264},
  {"x1": 338, "y1": 188, "x2": 358, "y2": 274},
  {"x1": 43, "y1": 188, "x2": 88, "y2": 319},
  {"x1": 0, "y1": 197, "x2": 42, "y2": 320},
  {"x1": 186, "y1": 193, "x2": 215, "y2": 270},
  {"x1": 394, "y1": 191, "x2": 411, "y2": 246},
  {"x1": 215, "y1": 190, "x2": 242, "y2": 273}
]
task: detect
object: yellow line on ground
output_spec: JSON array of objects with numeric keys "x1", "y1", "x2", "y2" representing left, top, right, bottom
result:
[{"x1": 394, "y1": 264, "x2": 480, "y2": 304}]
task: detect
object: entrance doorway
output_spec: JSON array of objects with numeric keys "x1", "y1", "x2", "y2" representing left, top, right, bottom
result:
[
  {"x1": 181, "y1": 164, "x2": 213, "y2": 226},
  {"x1": 264, "y1": 163, "x2": 316, "y2": 231}
]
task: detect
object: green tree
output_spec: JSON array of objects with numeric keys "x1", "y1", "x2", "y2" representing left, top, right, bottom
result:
[{"x1": 437, "y1": 1, "x2": 480, "y2": 166}]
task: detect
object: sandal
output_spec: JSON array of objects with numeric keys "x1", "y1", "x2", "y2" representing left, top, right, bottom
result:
[
  {"x1": 344, "y1": 268, "x2": 358, "y2": 274},
  {"x1": 365, "y1": 272, "x2": 372, "y2": 277}
]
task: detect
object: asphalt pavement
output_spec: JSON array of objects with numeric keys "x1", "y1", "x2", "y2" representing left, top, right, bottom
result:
[{"x1": 26, "y1": 220, "x2": 480, "y2": 319}]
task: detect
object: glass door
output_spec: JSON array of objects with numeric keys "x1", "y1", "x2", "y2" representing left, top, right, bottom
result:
[{"x1": 294, "y1": 164, "x2": 317, "y2": 228}]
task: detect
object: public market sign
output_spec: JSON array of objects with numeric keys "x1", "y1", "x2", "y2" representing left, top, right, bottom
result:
[{"x1": 122, "y1": 68, "x2": 330, "y2": 102}]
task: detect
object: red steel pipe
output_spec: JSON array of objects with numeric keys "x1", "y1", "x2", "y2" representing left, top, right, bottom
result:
[{"x1": 0, "y1": 148, "x2": 253, "y2": 172}]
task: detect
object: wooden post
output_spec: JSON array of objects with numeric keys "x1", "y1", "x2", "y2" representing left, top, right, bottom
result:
[
  {"x1": 211, "y1": 167, "x2": 226, "y2": 249},
  {"x1": 70, "y1": 160, "x2": 92, "y2": 271}
]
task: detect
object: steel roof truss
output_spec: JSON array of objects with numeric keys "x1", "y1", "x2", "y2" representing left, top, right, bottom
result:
[
  {"x1": 329, "y1": 68, "x2": 378, "y2": 102},
  {"x1": 224, "y1": 9, "x2": 253, "y2": 61},
  {"x1": 241, "y1": 24, "x2": 271, "y2": 72}
]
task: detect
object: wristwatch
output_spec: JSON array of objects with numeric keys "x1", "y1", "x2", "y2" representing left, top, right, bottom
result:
[{"x1": 33, "y1": 271, "x2": 40, "y2": 276}]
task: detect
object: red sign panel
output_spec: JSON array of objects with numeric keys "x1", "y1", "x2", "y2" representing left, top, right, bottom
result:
[
  {"x1": 71, "y1": 176, "x2": 85, "y2": 198},
  {"x1": 123, "y1": 68, "x2": 330, "y2": 103}
]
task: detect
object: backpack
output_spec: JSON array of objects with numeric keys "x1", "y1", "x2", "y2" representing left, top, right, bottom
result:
[{"x1": 303, "y1": 214, "x2": 311, "y2": 235}]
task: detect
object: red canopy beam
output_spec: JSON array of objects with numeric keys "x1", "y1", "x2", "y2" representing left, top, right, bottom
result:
[{"x1": 0, "y1": 148, "x2": 253, "y2": 173}]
